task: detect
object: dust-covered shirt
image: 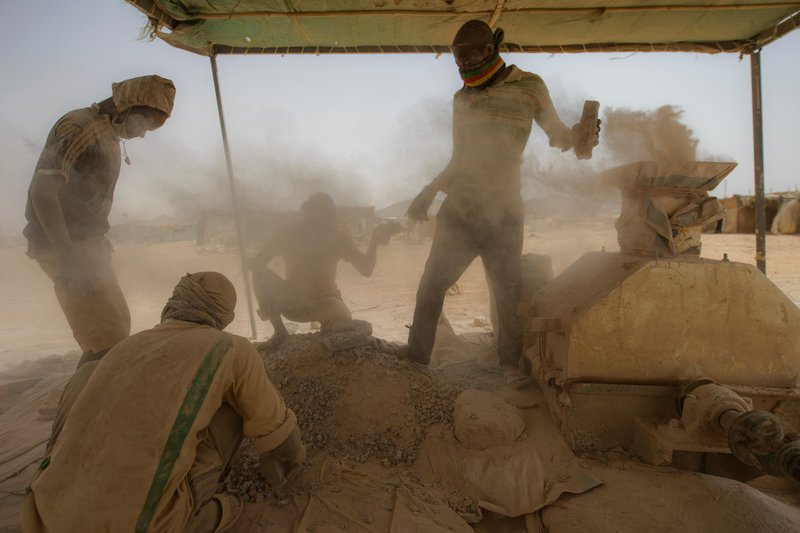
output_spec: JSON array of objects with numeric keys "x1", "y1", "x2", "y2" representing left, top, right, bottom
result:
[
  {"x1": 23, "y1": 105, "x2": 121, "y2": 252},
  {"x1": 23, "y1": 320, "x2": 297, "y2": 533},
  {"x1": 439, "y1": 66, "x2": 572, "y2": 215}
]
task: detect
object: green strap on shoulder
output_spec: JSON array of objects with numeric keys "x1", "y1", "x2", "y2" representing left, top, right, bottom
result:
[{"x1": 135, "y1": 339, "x2": 231, "y2": 533}]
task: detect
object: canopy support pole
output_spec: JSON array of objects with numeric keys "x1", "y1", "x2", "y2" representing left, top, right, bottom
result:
[
  {"x1": 750, "y1": 49, "x2": 766, "y2": 274},
  {"x1": 210, "y1": 54, "x2": 258, "y2": 338}
]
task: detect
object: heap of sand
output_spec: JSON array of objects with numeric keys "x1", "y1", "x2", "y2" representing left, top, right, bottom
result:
[
  {"x1": 221, "y1": 333, "x2": 800, "y2": 533},
  {"x1": 2, "y1": 333, "x2": 800, "y2": 531}
]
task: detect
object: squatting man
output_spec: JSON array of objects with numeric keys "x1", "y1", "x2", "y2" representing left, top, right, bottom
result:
[
  {"x1": 250, "y1": 192, "x2": 400, "y2": 350},
  {"x1": 23, "y1": 272, "x2": 305, "y2": 532},
  {"x1": 403, "y1": 20, "x2": 600, "y2": 387}
]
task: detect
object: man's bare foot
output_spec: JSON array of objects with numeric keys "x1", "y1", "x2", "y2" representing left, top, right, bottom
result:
[{"x1": 257, "y1": 334, "x2": 288, "y2": 354}]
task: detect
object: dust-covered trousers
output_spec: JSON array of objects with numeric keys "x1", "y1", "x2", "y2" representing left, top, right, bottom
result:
[
  {"x1": 408, "y1": 198, "x2": 524, "y2": 367},
  {"x1": 185, "y1": 403, "x2": 243, "y2": 532},
  {"x1": 252, "y1": 268, "x2": 351, "y2": 327},
  {"x1": 32, "y1": 236, "x2": 130, "y2": 354}
]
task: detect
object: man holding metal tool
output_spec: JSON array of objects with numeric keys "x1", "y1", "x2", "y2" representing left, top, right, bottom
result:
[
  {"x1": 250, "y1": 192, "x2": 400, "y2": 351},
  {"x1": 404, "y1": 20, "x2": 600, "y2": 387}
]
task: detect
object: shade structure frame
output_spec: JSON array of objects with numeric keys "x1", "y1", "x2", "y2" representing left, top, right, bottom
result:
[{"x1": 125, "y1": 1, "x2": 800, "y2": 278}]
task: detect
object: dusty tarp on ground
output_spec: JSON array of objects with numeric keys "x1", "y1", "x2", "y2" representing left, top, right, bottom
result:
[
  {"x1": 0, "y1": 354, "x2": 77, "y2": 532},
  {"x1": 1, "y1": 344, "x2": 800, "y2": 532}
]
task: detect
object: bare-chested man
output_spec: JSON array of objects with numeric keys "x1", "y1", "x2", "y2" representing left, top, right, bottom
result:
[
  {"x1": 404, "y1": 20, "x2": 599, "y2": 386},
  {"x1": 24, "y1": 75, "x2": 176, "y2": 366},
  {"x1": 251, "y1": 193, "x2": 398, "y2": 349}
]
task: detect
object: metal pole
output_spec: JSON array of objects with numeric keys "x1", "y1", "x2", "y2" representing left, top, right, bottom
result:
[
  {"x1": 750, "y1": 50, "x2": 767, "y2": 274},
  {"x1": 210, "y1": 55, "x2": 258, "y2": 338}
]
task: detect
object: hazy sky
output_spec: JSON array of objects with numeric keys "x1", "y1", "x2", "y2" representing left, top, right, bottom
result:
[{"x1": 1, "y1": 1, "x2": 798, "y2": 234}]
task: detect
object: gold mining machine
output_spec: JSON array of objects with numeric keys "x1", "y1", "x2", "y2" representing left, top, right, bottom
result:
[{"x1": 525, "y1": 161, "x2": 800, "y2": 484}]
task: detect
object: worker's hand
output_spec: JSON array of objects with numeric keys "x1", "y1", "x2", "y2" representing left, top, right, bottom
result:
[
  {"x1": 371, "y1": 221, "x2": 402, "y2": 245},
  {"x1": 259, "y1": 451, "x2": 305, "y2": 492},
  {"x1": 61, "y1": 251, "x2": 96, "y2": 298},
  {"x1": 407, "y1": 185, "x2": 437, "y2": 222},
  {"x1": 259, "y1": 428, "x2": 306, "y2": 491},
  {"x1": 569, "y1": 118, "x2": 602, "y2": 157}
]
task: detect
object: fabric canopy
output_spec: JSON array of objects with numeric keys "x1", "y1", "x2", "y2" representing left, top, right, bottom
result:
[{"x1": 126, "y1": 1, "x2": 800, "y2": 55}]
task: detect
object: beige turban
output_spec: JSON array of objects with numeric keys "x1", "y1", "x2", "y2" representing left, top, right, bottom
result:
[
  {"x1": 161, "y1": 272, "x2": 237, "y2": 329},
  {"x1": 112, "y1": 74, "x2": 176, "y2": 117}
]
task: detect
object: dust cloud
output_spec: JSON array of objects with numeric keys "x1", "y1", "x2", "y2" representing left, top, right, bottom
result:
[
  {"x1": 2, "y1": 92, "x2": 711, "y2": 238},
  {"x1": 524, "y1": 104, "x2": 711, "y2": 212},
  {"x1": 602, "y1": 105, "x2": 698, "y2": 163}
]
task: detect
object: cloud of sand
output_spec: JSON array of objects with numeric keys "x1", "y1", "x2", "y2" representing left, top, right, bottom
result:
[
  {"x1": 112, "y1": 135, "x2": 376, "y2": 226},
  {"x1": 601, "y1": 105, "x2": 698, "y2": 163},
  {"x1": 4, "y1": 92, "x2": 713, "y2": 236},
  {"x1": 520, "y1": 104, "x2": 711, "y2": 220}
]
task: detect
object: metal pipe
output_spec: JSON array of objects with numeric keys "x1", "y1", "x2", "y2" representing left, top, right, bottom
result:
[
  {"x1": 750, "y1": 50, "x2": 767, "y2": 274},
  {"x1": 210, "y1": 55, "x2": 258, "y2": 339}
]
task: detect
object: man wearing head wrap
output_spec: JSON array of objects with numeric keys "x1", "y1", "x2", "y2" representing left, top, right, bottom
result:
[
  {"x1": 22, "y1": 272, "x2": 304, "y2": 532},
  {"x1": 250, "y1": 192, "x2": 400, "y2": 350},
  {"x1": 24, "y1": 75, "x2": 176, "y2": 366},
  {"x1": 404, "y1": 20, "x2": 600, "y2": 387}
]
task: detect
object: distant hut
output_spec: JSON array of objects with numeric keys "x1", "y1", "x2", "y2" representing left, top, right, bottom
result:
[
  {"x1": 714, "y1": 196, "x2": 740, "y2": 233},
  {"x1": 715, "y1": 193, "x2": 786, "y2": 233},
  {"x1": 771, "y1": 198, "x2": 800, "y2": 234}
]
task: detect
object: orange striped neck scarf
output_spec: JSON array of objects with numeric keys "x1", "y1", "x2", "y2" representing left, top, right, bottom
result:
[{"x1": 460, "y1": 53, "x2": 505, "y2": 88}]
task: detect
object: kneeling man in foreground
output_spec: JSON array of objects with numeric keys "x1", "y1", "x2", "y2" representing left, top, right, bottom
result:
[{"x1": 23, "y1": 271, "x2": 305, "y2": 532}]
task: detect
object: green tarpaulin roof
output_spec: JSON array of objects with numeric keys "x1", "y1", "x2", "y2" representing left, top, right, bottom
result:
[{"x1": 125, "y1": 1, "x2": 800, "y2": 55}]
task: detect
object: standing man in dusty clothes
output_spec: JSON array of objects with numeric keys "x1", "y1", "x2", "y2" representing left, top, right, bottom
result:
[
  {"x1": 23, "y1": 75, "x2": 176, "y2": 366},
  {"x1": 404, "y1": 20, "x2": 599, "y2": 385}
]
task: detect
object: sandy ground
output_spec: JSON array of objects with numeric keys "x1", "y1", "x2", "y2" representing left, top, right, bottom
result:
[
  {"x1": 1, "y1": 227, "x2": 799, "y2": 532},
  {"x1": 1, "y1": 226, "x2": 799, "y2": 370}
]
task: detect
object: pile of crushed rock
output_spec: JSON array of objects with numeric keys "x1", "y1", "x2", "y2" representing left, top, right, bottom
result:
[{"x1": 222, "y1": 331, "x2": 492, "y2": 502}]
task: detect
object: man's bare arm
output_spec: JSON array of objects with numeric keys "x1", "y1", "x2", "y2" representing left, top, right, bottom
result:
[
  {"x1": 345, "y1": 223, "x2": 399, "y2": 277},
  {"x1": 347, "y1": 237, "x2": 379, "y2": 278}
]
